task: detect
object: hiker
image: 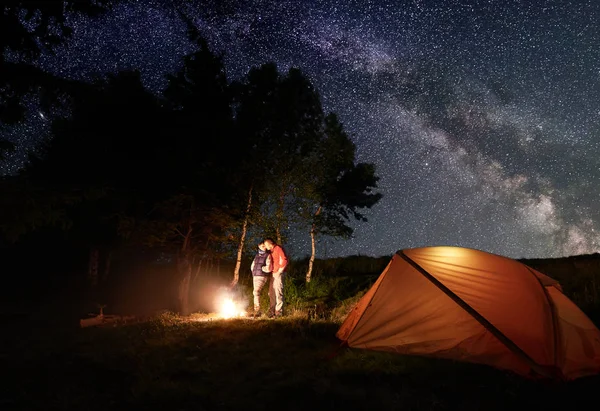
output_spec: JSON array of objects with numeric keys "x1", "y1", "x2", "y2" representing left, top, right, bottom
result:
[
  {"x1": 263, "y1": 238, "x2": 288, "y2": 317},
  {"x1": 250, "y1": 241, "x2": 272, "y2": 317}
]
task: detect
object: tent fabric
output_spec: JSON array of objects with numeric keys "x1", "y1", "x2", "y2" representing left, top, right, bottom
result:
[{"x1": 336, "y1": 246, "x2": 600, "y2": 380}]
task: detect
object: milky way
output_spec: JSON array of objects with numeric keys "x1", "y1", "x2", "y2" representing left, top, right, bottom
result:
[{"x1": 2, "y1": 0, "x2": 600, "y2": 259}]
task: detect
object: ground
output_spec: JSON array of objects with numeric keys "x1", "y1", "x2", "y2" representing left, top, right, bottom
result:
[{"x1": 4, "y1": 312, "x2": 599, "y2": 411}]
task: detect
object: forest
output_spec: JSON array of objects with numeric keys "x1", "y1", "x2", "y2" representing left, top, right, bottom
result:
[{"x1": 0, "y1": 1, "x2": 382, "y2": 317}]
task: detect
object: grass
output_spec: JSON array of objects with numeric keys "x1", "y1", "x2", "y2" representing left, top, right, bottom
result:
[
  {"x1": 4, "y1": 252, "x2": 600, "y2": 410},
  {"x1": 4, "y1": 311, "x2": 600, "y2": 411}
]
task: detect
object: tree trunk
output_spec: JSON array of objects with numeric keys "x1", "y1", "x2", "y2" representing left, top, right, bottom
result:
[
  {"x1": 178, "y1": 223, "x2": 193, "y2": 316},
  {"x1": 178, "y1": 256, "x2": 192, "y2": 316},
  {"x1": 306, "y1": 226, "x2": 317, "y2": 283},
  {"x1": 193, "y1": 259, "x2": 203, "y2": 282},
  {"x1": 306, "y1": 206, "x2": 322, "y2": 283},
  {"x1": 232, "y1": 185, "x2": 253, "y2": 286}
]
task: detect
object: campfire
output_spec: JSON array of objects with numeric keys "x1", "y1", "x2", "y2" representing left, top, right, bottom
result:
[
  {"x1": 217, "y1": 296, "x2": 246, "y2": 319},
  {"x1": 210, "y1": 284, "x2": 247, "y2": 319}
]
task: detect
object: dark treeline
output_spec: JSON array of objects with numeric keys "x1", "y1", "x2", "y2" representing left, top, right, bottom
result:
[
  {"x1": 3, "y1": 3, "x2": 598, "y2": 325},
  {"x1": 521, "y1": 253, "x2": 600, "y2": 316},
  {"x1": 0, "y1": 2, "x2": 382, "y2": 317}
]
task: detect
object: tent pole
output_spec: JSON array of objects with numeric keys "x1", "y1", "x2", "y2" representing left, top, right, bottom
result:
[{"x1": 397, "y1": 250, "x2": 557, "y2": 379}]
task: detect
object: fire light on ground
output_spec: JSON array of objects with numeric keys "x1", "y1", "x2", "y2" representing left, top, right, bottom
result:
[{"x1": 189, "y1": 286, "x2": 248, "y2": 321}]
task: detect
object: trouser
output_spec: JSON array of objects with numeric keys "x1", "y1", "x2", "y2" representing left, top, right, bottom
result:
[
  {"x1": 252, "y1": 275, "x2": 270, "y2": 311},
  {"x1": 269, "y1": 273, "x2": 285, "y2": 314}
]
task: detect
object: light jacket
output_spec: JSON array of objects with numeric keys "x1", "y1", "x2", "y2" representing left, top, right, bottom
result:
[{"x1": 270, "y1": 245, "x2": 288, "y2": 275}]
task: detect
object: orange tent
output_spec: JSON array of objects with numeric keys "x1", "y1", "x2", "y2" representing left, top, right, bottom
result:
[{"x1": 337, "y1": 246, "x2": 600, "y2": 380}]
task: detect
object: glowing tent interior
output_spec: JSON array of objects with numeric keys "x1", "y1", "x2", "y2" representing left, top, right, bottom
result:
[{"x1": 336, "y1": 246, "x2": 600, "y2": 380}]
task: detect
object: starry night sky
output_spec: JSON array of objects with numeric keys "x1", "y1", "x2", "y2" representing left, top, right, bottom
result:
[{"x1": 2, "y1": 0, "x2": 600, "y2": 259}]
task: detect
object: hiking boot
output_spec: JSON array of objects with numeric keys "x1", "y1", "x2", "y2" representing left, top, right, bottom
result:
[{"x1": 252, "y1": 309, "x2": 261, "y2": 318}]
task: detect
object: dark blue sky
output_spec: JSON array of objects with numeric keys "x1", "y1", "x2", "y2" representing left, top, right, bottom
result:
[{"x1": 2, "y1": 0, "x2": 600, "y2": 259}]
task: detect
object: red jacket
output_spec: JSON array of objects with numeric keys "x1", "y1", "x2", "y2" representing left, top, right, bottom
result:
[{"x1": 271, "y1": 245, "x2": 288, "y2": 275}]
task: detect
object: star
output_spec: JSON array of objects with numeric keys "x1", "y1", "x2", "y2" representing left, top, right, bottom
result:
[{"x1": 2, "y1": 0, "x2": 600, "y2": 259}]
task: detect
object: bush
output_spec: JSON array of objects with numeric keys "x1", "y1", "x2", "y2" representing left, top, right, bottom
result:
[{"x1": 194, "y1": 253, "x2": 600, "y2": 326}]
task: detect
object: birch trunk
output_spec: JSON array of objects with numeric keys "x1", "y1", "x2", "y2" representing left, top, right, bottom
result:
[
  {"x1": 232, "y1": 185, "x2": 253, "y2": 286},
  {"x1": 306, "y1": 206, "x2": 322, "y2": 283}
]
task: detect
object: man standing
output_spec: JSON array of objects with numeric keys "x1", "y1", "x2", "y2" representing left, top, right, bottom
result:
[
  {"x1": 263, "y1": 238, "x2": 288, "y2": 317},
  {"x1": 250, "y1": 241, "x2": 272, "y2": 317}
]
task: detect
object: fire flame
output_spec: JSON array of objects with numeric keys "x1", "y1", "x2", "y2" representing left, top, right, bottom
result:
[{"x1": 218, "y1": 297, "x2": 246, "y2": 319}]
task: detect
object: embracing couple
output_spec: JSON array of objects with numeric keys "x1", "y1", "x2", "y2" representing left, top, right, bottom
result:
[{"x1": 250, "y1": 238, "x2": 288, "y2": 318}]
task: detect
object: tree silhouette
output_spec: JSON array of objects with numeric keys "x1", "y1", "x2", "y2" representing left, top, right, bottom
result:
[
  {"x1": 14, "y1": 59, "x2": 236, "y2": 314},
  {"x1": 1, "y1": 8, "x2": 383, "y2": 312},
  {"x1": 6, "y1": 71, "x2": 170, "y2": 290},
  {"x1": 137, "y1": 32, "x2": 240, "y2": 312},
  {"x1": 231, "y1": 63, "x2": 325, "y2": 283},
  {"x1": 294, "y1": 113, "x2": 382, "y2": 281},
  {"x1": 2, "y1": 24, "x2": 240, "y2": 314}
]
